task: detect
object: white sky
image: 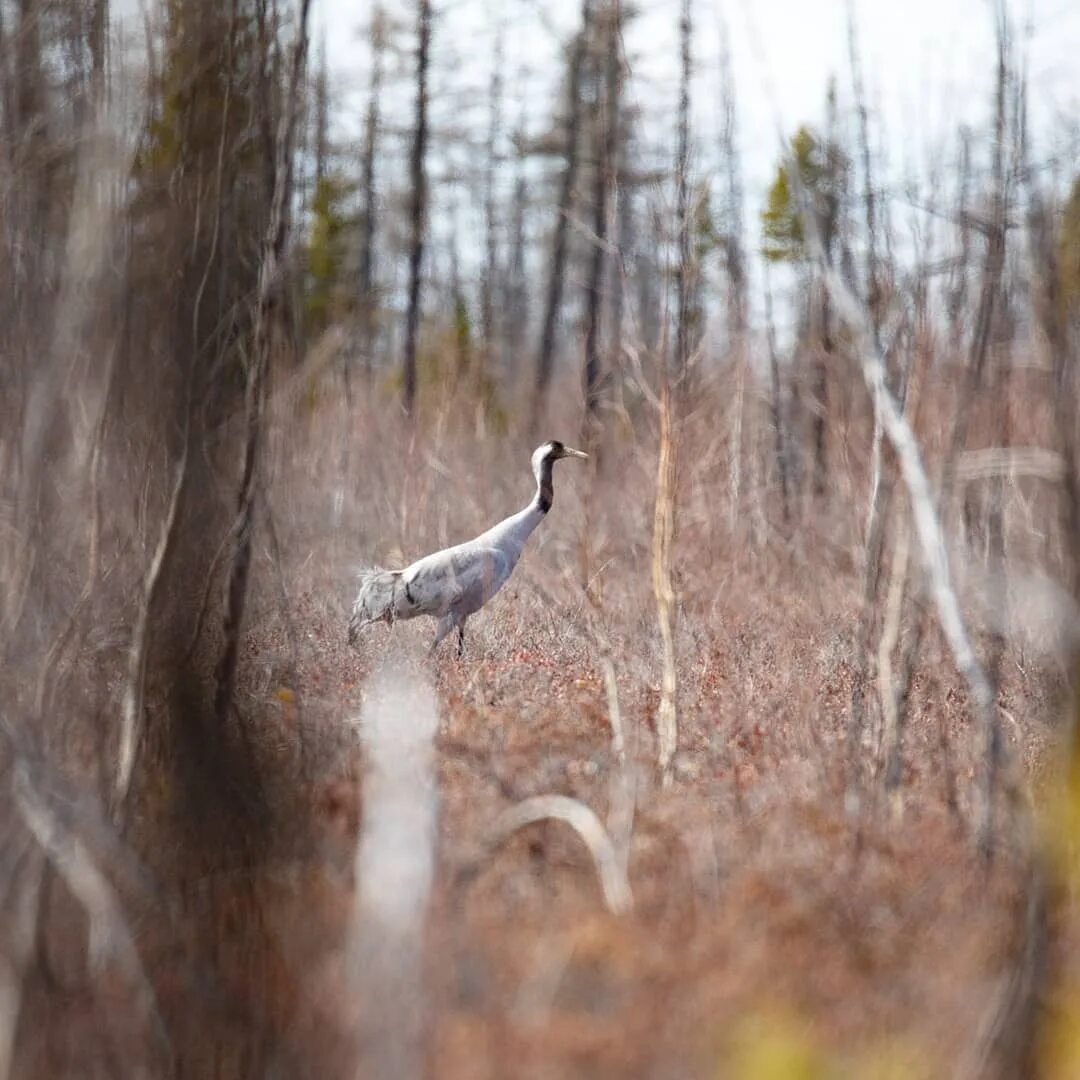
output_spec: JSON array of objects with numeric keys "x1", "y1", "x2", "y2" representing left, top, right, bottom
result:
[
  {"x1": 314, "y1": 0, "x2": 1080, "y2": 210},
  {"x1": 307, "y1": 0, "x2": 1079, "y2": 342}
]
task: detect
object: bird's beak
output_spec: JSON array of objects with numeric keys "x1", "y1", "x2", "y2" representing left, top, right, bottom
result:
[{"x1": 561, "y1": 446, "x2": 589, "y2": 460}]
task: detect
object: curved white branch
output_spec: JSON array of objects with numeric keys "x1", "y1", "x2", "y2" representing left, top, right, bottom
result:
[{"x1": 492, "y1": 794, "x2": 633, "y2": 916}]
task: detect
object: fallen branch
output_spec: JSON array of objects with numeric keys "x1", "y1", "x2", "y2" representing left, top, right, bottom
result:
[
  {"x1": 115, "y1": 445, "x2": 188, "y2": 809},
  {"x1": 488, "y1": 794, "x2": 632, "y2": 916},
  {"x1": 954, "y1": 447, "x2": 1064, "y2": 485},
  {"x1": 13, "y1": 762, "x2": 168, "y2": 1053},
  {"x1": 0, "y1": 844, "x2": 43, "y2": 1080}
]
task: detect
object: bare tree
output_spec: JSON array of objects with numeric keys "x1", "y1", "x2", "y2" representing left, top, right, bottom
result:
[
  {"x1": 503, "y1": 163, "x2": 529, "y2": 378},
  {"x1": 480, "y1": 15, "x2": 504, "y2": 357},
  {"x1": 581, "y1": 0, "x2": 622, "y2": 453},
  {"x1": 402, "y1": 0, "x2": 431, "y2": 418},
  {"x1": 357, "y1": 4, "x2": 386, "y2": 378},
  {"x1": 763, "y1": 262, "x2": 791, "y2": 523},
  {"x1": 532, "y1": 0, "x2": 592, "y2": 433},
  {"x1": 673, "y1": 0, "x2": 692, "y2": 377},
  {"x1": 719, "y1": 9, "x2": 748, "y2": 532},
  {"x1": 215, "y1": 0, "x2": 314, "y2": 726},
  {"x1": 313, "y1": 32, "x2": 329, "y2": 185}
]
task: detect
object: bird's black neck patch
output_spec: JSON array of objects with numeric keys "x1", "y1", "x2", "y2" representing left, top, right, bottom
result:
[{"x1": 536, "y1": 457, "x2": 555, "y2": 513}]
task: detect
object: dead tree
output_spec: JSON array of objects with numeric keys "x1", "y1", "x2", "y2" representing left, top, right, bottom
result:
[
  {"x1": 672, "y1": 0, "x2": 692, "y2": 377},
  {"x1": 480, "y1": 16, "x2": 504, "y2": 356},
  {"x1": 313, "y1": 33, "x2": 328, "y2": 185},
  {"x1": 214, "y1": 0, "x2": 313, "y2": 726},
  {"x1": 926, "y1": 5, "x2": 1011, "y2": 858},
  {"x1": 763, "y1": 263, "x2": 791, "y2": 523},
  {"x1": 503, "y1": 165, "x2": 528, "y2": 377},
  {"x1": 811, "y1": 82, "x2": 841, "y2": 505},
  {"x1": 846, "y1": 2, "x2": 879, "y2": 345},
  {"x1": 357, "y1": 4, "x2": 386, "y2": 377},
  {"x1": 532, "y1": 0, "x2": 592, "y2": 433},
  {"x1": 719, "y1": 10, "x2": 749, "y2": 532},
  {"x1": 845, "y1": 9, "x2": 893, "y2": 777},
  {"x1": 401, "y1": 0, "x2": 431, "y2": 418},
  {"x1": 581, "y1": 1, "x2": 621, "y2": 451}
]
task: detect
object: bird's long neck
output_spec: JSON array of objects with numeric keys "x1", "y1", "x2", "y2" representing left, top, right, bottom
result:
[
  {"x1": 479, "y1": 454, "x2": 555, "y2": 560},
  {"x1": 486, "y1": 456, "x2": 553, "y2": 555}
]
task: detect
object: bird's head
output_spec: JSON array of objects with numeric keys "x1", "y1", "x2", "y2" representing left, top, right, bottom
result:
[
  {"x1": 531, "y1": 441, "x2": 587, "y2": 512},
  {"x1": 532, "y1": 440, "x2": 589, "y2": 476}
]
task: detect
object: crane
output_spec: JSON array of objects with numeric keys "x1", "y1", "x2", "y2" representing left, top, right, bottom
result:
[{"x1": 348, "y1": 440, "x2": 588, "y2": 656}]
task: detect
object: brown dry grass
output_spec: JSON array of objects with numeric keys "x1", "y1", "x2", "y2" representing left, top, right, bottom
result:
[
  {"x1": 5, "y1": 339, "x2": 1070, "y2": 1079},
  {"x1": 85, "y1": 368, "x2": 1044, "y2": 1080}
]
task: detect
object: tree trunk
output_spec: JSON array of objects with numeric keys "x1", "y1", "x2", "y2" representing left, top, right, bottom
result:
[
  {"x1": 532, "y1": 0, "x2": 591, "y2": 434},
  {"x1": 763, "y1": 264, "x2": 791, "y2": 523},
  {"x1": 504, "y1": 167, "x2": 528, "y2": 378},
  {"x1": 357, "y1": 5, "x2": 385, "y2": 378},
  {"x1": 480, "y1": 18, "x2": 504, "y2": 356},
  {"x1": 581, "y1": 1, "x2": 620, "y2": 452},
  {"x1": 313, "y1": 34, "x2": 329, "y2": 185},
  {"x1": 215, "y1": 0, "x2": 312, "y2": 726},
  {"x1": 401, "y1": 0, "x2": 431, "y2": 418},
  {"x1": 673, "y1": 0, "x2": 692, "y2": 377}
]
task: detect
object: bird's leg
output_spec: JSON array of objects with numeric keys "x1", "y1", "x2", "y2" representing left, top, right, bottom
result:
[
  {"x1": 456, "y1": 623, "x2": 465, "y2": 659},
  {"x1": 430, "y1": 614, "x2": 455, "y2": 655}
]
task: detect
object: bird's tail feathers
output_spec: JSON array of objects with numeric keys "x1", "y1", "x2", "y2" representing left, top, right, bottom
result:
[{"x1": 348, "y1": 566, "x2": 401, "y2": 646}]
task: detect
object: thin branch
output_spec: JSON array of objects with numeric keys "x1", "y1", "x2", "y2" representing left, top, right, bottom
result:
[
  {"x1": 115, "y1": 441, "x2": 188, "y2": 809},
  {"x1": 14, "y1": 763, "x2": 168, "y2": 1054}
]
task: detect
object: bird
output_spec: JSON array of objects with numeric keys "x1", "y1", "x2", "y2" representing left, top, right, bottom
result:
[{"x1": 348, "y1": 440, "x2": 588, "y2": 657}]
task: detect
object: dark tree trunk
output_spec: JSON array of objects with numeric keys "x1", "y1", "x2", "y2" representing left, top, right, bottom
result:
[
  {"x1": 847, "y1": 2, "x2": 879, "y2": 345},
  {"x1": 480, "y1": 19, "x2": 504, "y2": 355},
  {"x1": 358, "y1": 5, "x2": 385, "y2": 377},
  {"x1": 718, "y1": 11, "x2": 746, "y2": 338},
  {"x1": 581, "y1": 2, "x2": 621, "y2": 449},
  {"x1": 532, "y1": 0, "x2": 592, "y2": 434},
  {"x1": 85, "y1": 0, "x2": 109, "y2": 118},
  {"x1": 402, "y1": 0, "x2": 431, "y2": 418},
  {"x1": 673, "y1": 0, "x2": 692, "y2": 377},
  {"x1": 313, "y1": 36, "x2": 329, "y2": 185},
  {"x1": 764, "y1": 265, "x2": 790, "y2": 523},
  {"x1": 811, "y1": 83, "x2": 840, "y2": 505},
  {"x1": 215, "y1": 0, "x2": 312, "y2": 726},
  {"x1": 503, "y1": 169, "x2": 528, "y2": 378}
]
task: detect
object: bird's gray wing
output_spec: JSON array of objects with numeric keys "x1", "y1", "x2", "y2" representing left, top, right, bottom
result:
[
  {"x1": 453, "y1": 547, "x2": 516, "y2": 615},
  {"x1": 399, "y1": 552, "x2": 468, "y2": 617}
]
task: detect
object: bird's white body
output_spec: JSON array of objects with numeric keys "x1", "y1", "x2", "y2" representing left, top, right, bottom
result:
[{"x1": 348, "y1": 441, "x2": 587, "y2": 655}]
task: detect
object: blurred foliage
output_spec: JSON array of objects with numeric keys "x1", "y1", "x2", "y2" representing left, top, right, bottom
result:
[
  {"x1": 761, "y1": 127, "x2": 846, "y2": 264},
  {"x1": 379, "y1": 320, "x2": 509, "y2": 434},
  {"x1": 693, "y1": 181, "x2": 722, "y2": 263},
  {"x1": 1041, "y1": 990, "x2": 1080, "y2": 1079},
  {"x1": 130, "y1": 0, "x2": 278, "y2": 392},
  {"x1": 305, "y1": 173, "x2": 356, "y2": 334},
  {"x1": 1034, "y1": 653, "x2": 1080, "y2": 1079},
  {"x1": 1059, "y1": 176, "x2": 1080, "y2": 313},
  {"x1": 453, "y1": 293, "x2": 472, "y2": 370},
  {"x1": 138, "y1": 0, "x2": 263, "y2": 182},
  {"x1": 725, "y1": 1012, "x2": 830, "y2": 1079},
  {"x1": 722, "y1": 1010, "x2": 931, "y2": 1079}
]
